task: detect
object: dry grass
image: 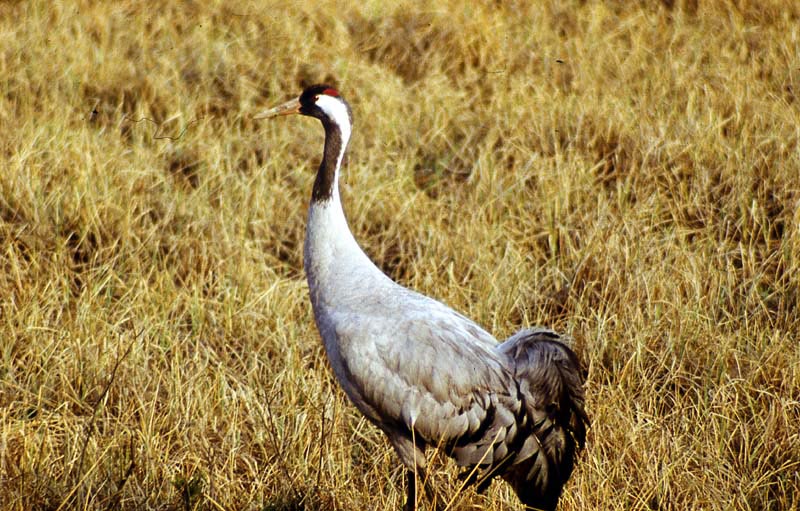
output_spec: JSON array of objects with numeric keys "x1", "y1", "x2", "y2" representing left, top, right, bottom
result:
[{"x1": 1, "y1": 0, "x2": 799, "y2": 510}]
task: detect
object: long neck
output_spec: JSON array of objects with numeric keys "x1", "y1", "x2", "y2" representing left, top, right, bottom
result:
[{"x1": 304, "y1": 112, "x2": 392, "y2": 306}]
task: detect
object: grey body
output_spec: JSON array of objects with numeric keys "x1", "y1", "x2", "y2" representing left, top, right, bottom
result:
[{"x1": 267, "y1": 85, "x2": 587, "y2": 510}]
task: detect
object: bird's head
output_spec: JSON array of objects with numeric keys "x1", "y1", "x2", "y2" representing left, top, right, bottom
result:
[{"x1": 255, "y1": 84, "x2": 352, "y2": 130}]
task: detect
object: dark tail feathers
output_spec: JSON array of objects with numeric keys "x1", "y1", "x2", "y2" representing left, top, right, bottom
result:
[{"x1": 497, "y1": 327, "x2": 589, "y2": 510}]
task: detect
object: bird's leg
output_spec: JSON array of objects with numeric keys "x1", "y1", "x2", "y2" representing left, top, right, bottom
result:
[
  {"x1": 390, "y1": 435, "x2": 439, "y2": 510},
  {"x1": 403, "y1": 469, "x2": 417, "y2": 511},
  {"x1": 404, "y1": 467, "x2": 440, "y2": 511}
]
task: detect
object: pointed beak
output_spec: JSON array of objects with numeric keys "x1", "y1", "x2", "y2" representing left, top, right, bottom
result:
[{"x1": 253, "y1": 97, "x2": 301, "y2": 120}]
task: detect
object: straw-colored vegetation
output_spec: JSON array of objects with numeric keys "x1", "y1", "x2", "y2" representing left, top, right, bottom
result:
[{"x1": 1, "y1": 0, "x2": 799, "y2": 509}]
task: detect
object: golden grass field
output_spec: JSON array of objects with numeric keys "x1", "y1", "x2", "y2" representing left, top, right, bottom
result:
[{"x1": 2, "y1": 0, "x2": 799, "y2": 509}]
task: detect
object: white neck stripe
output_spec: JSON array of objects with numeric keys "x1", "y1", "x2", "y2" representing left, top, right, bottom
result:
[{"x1": 316, "y1": 95, "x2": 352, "y2": 154}]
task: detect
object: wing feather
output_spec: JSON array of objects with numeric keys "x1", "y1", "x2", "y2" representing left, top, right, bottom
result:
[{"x1": 330, "y1": 295, "x2": 521, "y2": 457}]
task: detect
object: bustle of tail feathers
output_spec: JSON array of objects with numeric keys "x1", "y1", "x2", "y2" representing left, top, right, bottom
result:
[{"x1": 496, "y1": 327, "x2": 589, "y2": 511}]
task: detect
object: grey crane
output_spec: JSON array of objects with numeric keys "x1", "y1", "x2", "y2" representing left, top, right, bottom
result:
[{"x1": 256, "y1": 84, "x2": 588, "y2": 511}]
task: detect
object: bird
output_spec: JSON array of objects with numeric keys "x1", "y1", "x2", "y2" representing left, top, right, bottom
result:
[{"x1": 256, "y1": 84, "x2": 589, "y2": 511}]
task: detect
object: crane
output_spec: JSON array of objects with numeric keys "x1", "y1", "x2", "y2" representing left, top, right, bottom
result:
[{"x1": 256, "y1": 84, "x2": 588, "y2": 511}]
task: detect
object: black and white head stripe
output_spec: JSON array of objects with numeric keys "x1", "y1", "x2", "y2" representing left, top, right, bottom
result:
[
  {"x1": 298, "y1": 85, "x2": 353, "y2": 203},
  {"x1": 314, "y1": 93, "x2": 352, "y2": 148}
]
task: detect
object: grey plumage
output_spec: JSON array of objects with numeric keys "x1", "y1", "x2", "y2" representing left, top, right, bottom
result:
[{"x1": 258, "y1": 84, "x2": 588, "y2": 511}]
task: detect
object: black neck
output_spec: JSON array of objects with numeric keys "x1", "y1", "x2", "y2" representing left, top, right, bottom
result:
[{"x1": 312, "y1": 119, "x2": 343, "y2": 203}]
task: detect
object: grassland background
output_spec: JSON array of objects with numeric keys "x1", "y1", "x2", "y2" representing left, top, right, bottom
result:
[{"x1": 1, "y1": 0, "x2": 799, "y2": 510}]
